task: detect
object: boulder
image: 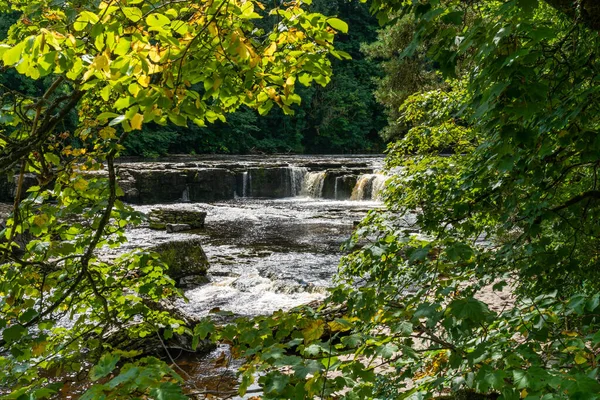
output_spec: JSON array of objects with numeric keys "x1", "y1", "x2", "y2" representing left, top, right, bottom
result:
[
  {"x1": 148, "y1": 208, "x2": 206, "y2": 230},
  {"x1": 150, "y1": 239, "x2": 209, "y2": 287}
]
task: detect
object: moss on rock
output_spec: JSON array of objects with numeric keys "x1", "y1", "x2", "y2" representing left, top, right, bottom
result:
[{"x1": 151, "y1": 239, "x2": 209, "y2": 287}]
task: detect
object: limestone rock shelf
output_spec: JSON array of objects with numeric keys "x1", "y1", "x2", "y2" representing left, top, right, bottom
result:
[{"x1": 0, "y1": 155, "x2": 387, "y2": 204}]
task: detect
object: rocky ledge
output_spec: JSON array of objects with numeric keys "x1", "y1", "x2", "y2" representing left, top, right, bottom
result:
[{"x1": 147, "y1": 208, "x2": 207, "y2": 232}]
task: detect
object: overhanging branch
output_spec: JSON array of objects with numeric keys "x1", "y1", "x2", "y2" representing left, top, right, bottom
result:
[{"x1": 544, "y1": 0, "x2": 600, "y2": 31}]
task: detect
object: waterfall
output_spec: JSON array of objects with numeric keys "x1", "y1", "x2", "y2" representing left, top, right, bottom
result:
[
  {"x1": 287, "y1": 167, "x2": 308, "y2": 197},
  {"x1": 350, "y1": 173, "x2": 386, "y2": 200},
  {"x1": 301, "y1": 171, "x2": 326, "y2": 198},
  {"x1": 334, "y1": 177, "x2": 339, "y2": 200},
  {"x1": 181, "y1": 185, "x2": 190, "y2": 202},
  {"x1": 241, "y1": 171, "x2": 249, "y2": 197},
  {"x1": 371, "y1": 174, "x2": 387, "y2": 200}
]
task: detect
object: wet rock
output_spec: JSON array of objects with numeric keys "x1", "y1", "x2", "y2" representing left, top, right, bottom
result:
[
  {"x1": 151, "y1": 239, "x2": 209, "y2": 287},
  {"x1": 117, "y1": 169, "x2": 139, "y2": 203},
  {"x1": 187, "y1": 168, "x2": 236, "y2": 201},
  {"x1": 148, "y1": 208, "x2": 207, "y2": 229},
  {"x1": 125, "y1": 169, "x2": 188, "y2": 203},
  {"x1": 166, "y1": 223, "x2": 191, "y2": 233},
  {"x1": 120, "y1": 168, "x2": 236, "y2": 204},
  {"x1": 321, "y1": 171, "x2": 357, "y2": 200},
  {"x1": 247, "y1": 167, "x2": 291, "y2": 197}
]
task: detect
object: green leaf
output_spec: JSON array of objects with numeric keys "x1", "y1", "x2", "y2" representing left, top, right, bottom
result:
[
  {"x1": 327, "y1": 18, "x2": 348, "y2": 33},
  {"x1": 258, "y1": 100, "x2": 274, "y2": 115},
  {"x1": 193, "y1": 320, "x2": 214, "y2": 340},
  {"x1": 107, "y1": 366, "x2": 140, "y2": 389},
  {"x1": 293, "y1": 360, "x2": 323, "y2": 379},
  {"x1": 263, "y1": 372, "x2": 290, "y2": 395},
  {"x1": 447, "y1": 297, "x2": 490, "y2": 322},
  {"x1": 146, "y1": 13, "x2": 171, "y2": 27},
  {"x1": 2, "y1": 41, "x2": 25, "y2": 66},
  {"x1": 149, "y1": 382, "x2": 187, "y2": 400},
  {"x1": 90, "y1": 353, "x2": 120, "y2": 381},
  {"x1": 98, "y1": 112, "x2": 119, "y2": 121},
  {"x1": 123, "y1": 7, "x2": 143, "y2": 22},
  {"x1": 376, "y1": 343, "x2": 398, "y2": 359},
  {"x1": 18, "y1": 308, "x2": 39, "y2": 324},
  {"x1": 2, "y1": 325, "x2": 27, "y2": 343}
]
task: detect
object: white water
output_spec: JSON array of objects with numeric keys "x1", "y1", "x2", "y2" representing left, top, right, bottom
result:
[
  {"x1": 301, "y1": 171, "x2": 326, "y2": 198},
  {"x1": 181, "y1": 185, "x2": 190, "y2": 202},
  {"x1": 129, "y1": 198, "x2": 382, "y2": 318},
  {"x1": 288, "y1": 167, "x2": 308, "y2": 197},
  {"x1": 350, "y1": 173, "x2": 387, "y2": 200},
  {"x1": 241, "y1": 171, "x2": 249, "y2": 198}
]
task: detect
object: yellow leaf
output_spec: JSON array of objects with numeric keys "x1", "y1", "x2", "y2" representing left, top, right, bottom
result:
[
  {"x1": 130, "y1": 113, "x2": 143, "y2": 130},
  {"x1": 94, "y1": 54, "x2": 109, "y2": 71},
  {"x1": 575, "y1": 353, "x2": 588, "y2": 364},
  {"x1": 264, "y1": 42, "x2": 277, "y2": 57},
  {"x1": 236, "y1": 43, "x2": 250, "y2": 60},
  {"x1": 137, "y1": 75, "x2": 150, "y2": 87},
  {"x1": 33, "y1": 214, "x2": 49, "y2": 227},
  {"x1": 520, "y1": 389, "x2": 528, "y2": 399},
  {"x1": 148, "y1": 47, "x2": 162, "y2": 63},
  {"x1": 73, "y1": 178, "x2": 88, "y2": 191},
  {"x1": 302, "y1": 319, "x2": 325, "y2": 344},
  {"x1": 561, "y1": 330, "x2": 579, "y2": 337},
  {"x1": 99, "y1": 127, "x2": 117, "y2": 139},
  {"x1": 327, "y1": 319, "x2": 352, "y2": 332},
  {"x1": 32, "y1": 341, "x2": 47, "y2": 356}
]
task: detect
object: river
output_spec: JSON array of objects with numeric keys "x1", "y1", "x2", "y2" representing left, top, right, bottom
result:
[{"x1": 116, "y1": 155, "x2": 386, "y2": 318}]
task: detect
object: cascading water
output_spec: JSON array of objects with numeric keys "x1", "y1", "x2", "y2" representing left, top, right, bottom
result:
[
  {"x1": 241, "y1": 171, "x2": 249, "y2": 197},
  {"x1": 350, "y1": 173, "x2": 387, "y2": 200},
  {"x1": 181, "y1": 185, "x2": 190, "y2": 202},
  {"x1": 334, "y1": 176, "x2": 340, "y2": 200},
  {"x1": 301, "y1": 171, "x2": 326, "y2": 198},
  {"x1": 370, "y1": 174, "x2": 387, "y2": 200},
  {"x1": 287, "y1": 167, "x2": 308, "y2": 197}
]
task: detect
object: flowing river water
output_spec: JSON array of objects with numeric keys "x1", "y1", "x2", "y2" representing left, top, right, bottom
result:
[
  {"x1": 132, "y1": 197, "x2": 381, "y2": 317},
  {"x1": 113, "y1": 155, "x2": 387, "y2": 318}
]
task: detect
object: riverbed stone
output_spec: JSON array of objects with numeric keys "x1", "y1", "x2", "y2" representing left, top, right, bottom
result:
[
  {"x1": 166, "y1": 223, "x2": 192, "y2": 233},
  {"x1": 148, "y1": 208, "x2": 206, "y2": 229},
  {"x1": 151, "y1": 238, "x2": 209, "y2": 287}
]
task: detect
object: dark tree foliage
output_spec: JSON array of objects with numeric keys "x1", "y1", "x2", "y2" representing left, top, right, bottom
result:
[{"x1": 123, "y1": 0, "x2": 386, "y2": 156}]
